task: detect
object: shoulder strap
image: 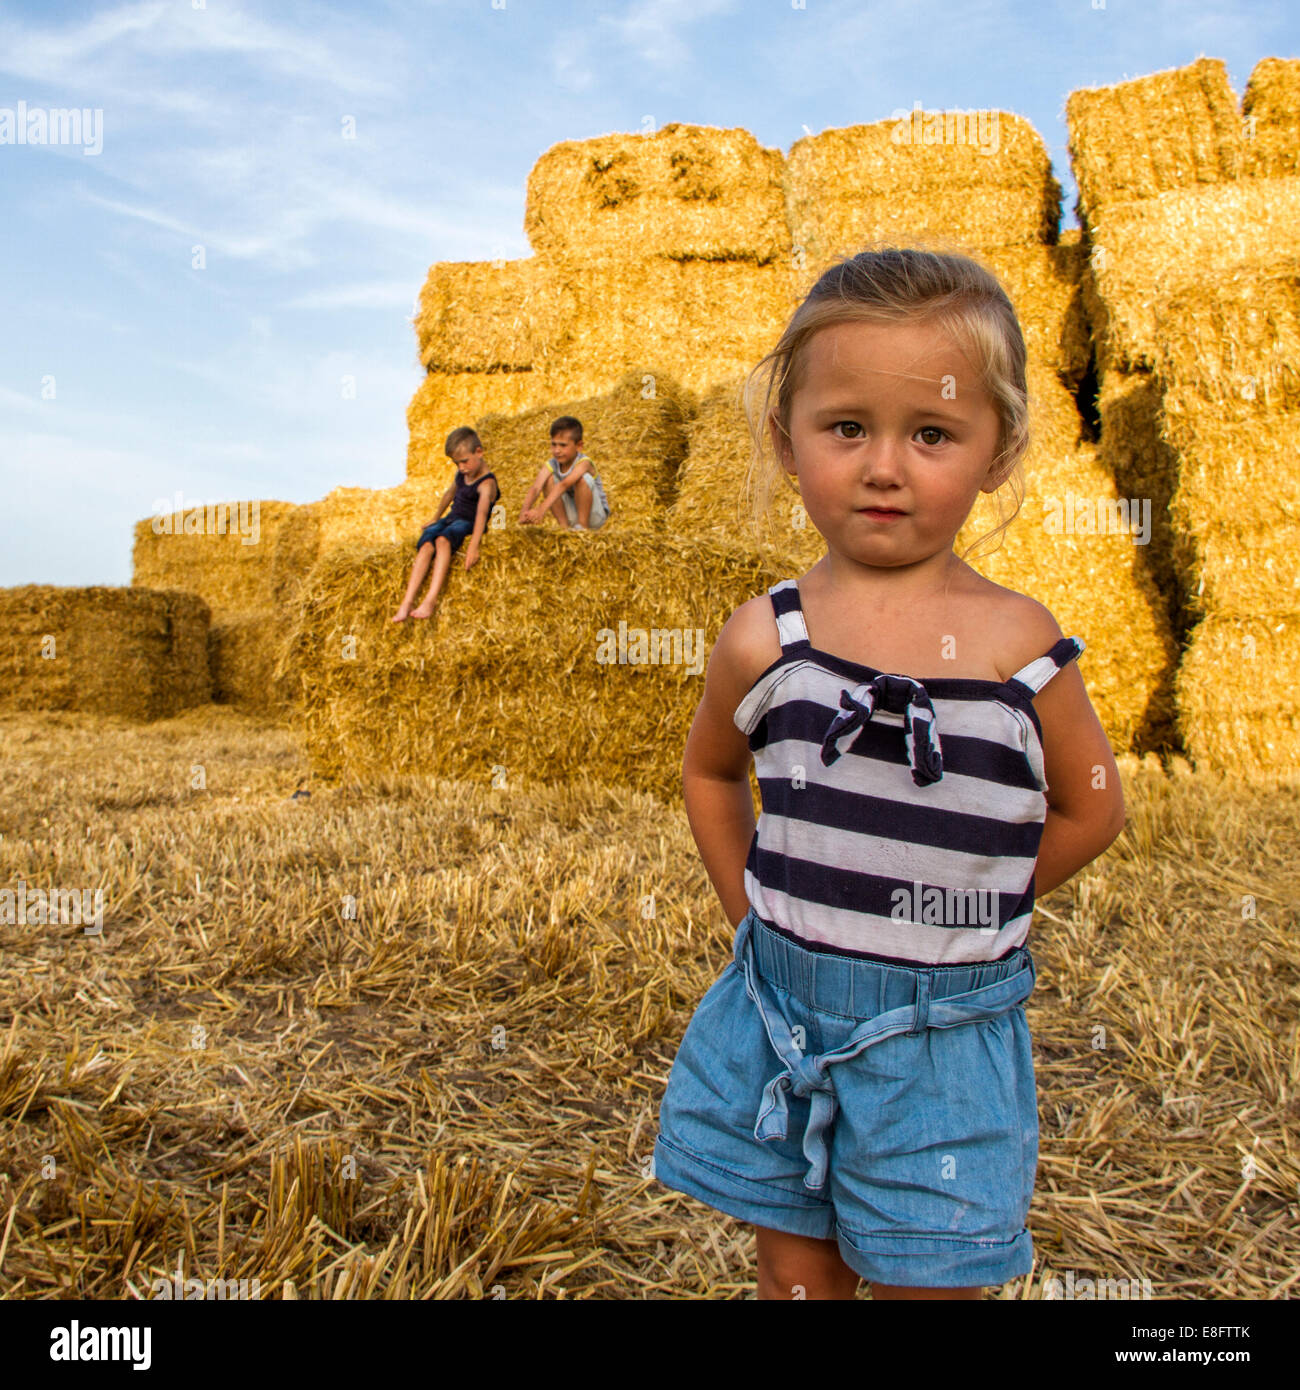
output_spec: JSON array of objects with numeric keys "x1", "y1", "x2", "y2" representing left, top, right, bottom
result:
[
  {"x1": 769, "y1": 579, "x2": 811, "y2": 654},
  {"x1": 1007, "y1": 636, "x2": 1085, "y2": 696}
]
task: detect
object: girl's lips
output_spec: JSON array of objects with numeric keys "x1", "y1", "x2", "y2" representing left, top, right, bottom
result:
[{"x1": 860, "y1": 507, "x2": 906, "y2": 519}]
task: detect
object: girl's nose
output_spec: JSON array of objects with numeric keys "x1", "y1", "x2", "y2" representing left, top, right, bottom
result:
[{"x1": 858, "y1": 436, "x2": 906, "y2": 483}]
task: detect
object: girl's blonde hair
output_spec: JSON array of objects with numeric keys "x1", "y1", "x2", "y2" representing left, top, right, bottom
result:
[{"x1": 742, "y1": 242, "x2": 1029, "y2": 565}]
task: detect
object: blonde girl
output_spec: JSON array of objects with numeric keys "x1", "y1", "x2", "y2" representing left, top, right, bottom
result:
[{"x1": 653, "y1": 246, "x2": 1125, "y2": 1301}]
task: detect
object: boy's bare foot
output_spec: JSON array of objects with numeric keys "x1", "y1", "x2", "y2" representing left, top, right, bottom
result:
[
  {"x1": 392, "y1": 606, "x2": 411, "y2": 623},
  {"x1": 411, "y1": 598, "x2": 438, "y2": 620}
]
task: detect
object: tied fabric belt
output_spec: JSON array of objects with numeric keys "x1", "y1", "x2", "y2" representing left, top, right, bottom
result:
[
  {"x1": 733, "y1": 911, "x2": 1036, "y2": 1192},
  {"x1": 820, "y1": 672, "x2": 943, "y2": 786}
]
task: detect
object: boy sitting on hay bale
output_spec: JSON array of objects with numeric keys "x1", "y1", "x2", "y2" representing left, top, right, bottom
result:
[
  {"x1": 392, "y1": 427, "x2": 499, "y2": 623},
  {"x1": 518, "y1": 416, "x2": 612, "y2": 531}
]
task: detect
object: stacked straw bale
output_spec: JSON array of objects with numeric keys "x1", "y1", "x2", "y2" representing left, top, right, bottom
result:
[
  {"x1": 1149, "y1": 259, "x2": 1300, "y2": 776},
  {"x1": 407, "y1": 124, "x2": 798, "y2": 483},
  {"x1": 0, "y1": 585, "x2": 211, "y2": 719},
  {"x1": 132, "y1": 499, "x2": 305, "y2": 716},
  {"x1": 784, "y1": 111, "x2": 1060, "y2": 280},
  {"x1": 279, "y1": 528, "x2": 780, "y2": 799},
  {"x1": 1068, "y1": 56, "x2": 1300, "y2": 775},
  {"x1": 1067, "y1": 57, "x2": 1300, "y2": 373}
]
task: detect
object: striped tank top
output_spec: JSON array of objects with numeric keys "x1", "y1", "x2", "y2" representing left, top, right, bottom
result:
[{"x1": 734, "y1": 579, "x2": 1085, "y2": 966}]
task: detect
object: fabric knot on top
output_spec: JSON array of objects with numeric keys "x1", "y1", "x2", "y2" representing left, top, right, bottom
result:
[{"x1": 819, "y1": 673, "x2": 944, "y2": 786}]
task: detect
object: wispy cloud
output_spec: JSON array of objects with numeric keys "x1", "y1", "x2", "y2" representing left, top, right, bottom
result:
[{"x1": 282, "y1": 281, "x2": 419, "y2": 311}]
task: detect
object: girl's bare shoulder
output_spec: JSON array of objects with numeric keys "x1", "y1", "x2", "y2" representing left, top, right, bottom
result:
[
  {"x1": 973, "y1": 579, "x2": 1066, "y2": 684},
  {"x1": 709, "y1": 592, "x2": 784, "y2": 700}
]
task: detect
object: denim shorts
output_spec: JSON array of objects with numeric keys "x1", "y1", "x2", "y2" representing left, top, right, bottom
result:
[
  {"x1": 416, "y1": 516, "x2": 474, "y2": 553},
  {"x1": 653, "y1": 907, "x2": 1040, "y2": 1288}
]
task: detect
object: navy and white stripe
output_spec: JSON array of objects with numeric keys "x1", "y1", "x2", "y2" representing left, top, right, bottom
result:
[{"x1": 735, "y1": 579, "x2": 1085, "y2": 965}]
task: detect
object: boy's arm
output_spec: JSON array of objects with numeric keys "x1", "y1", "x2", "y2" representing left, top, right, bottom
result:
[
  {"x1": 1024, "y1": 608, "x2": 1126, "y2": 897},
  {"x1": 427, "y1": 483, "x2": 455, "y2": 526},
  {"x1": 682, "y1": 597, "x2": 779, "y2": 927},
  {"x1": 463, "y1": 480, "x2": 497, "y2": 562},
  {"x1": 534, "y1": 459, "x2": 589, "y2": 514},
  {"x1": 520, "y1": 467, "x2": 550, "y2": 513}
]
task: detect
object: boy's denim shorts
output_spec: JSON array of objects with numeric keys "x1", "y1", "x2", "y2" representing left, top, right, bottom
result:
[
  {"x1": 416, "y1": 516, "x2": 474, "y2": 553},
  {"x1": 653, "y1": 907, "x2": 1040, "y2": 1289}
]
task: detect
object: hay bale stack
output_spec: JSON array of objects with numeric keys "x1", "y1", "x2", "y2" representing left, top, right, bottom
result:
[
  {"x1": 1078, "y1": 178, "x2": 1300, "y2": 374},
  {"x1": 1241, "y1": 57, "x2": 1300, "y2": 178},
  {"x1": 131, "y1": 499, "x2": 300, "y2": 614},
  {"x1": 955, "y1": 369, "x2": 1178, "y2": 750},
  {"x1": 1066, "y1": 58, "x2": 1300, "y2": 374},
  {"x1": 0, "y1": 585, "x2": 211, "y2": 720},
  {"x1": 1141, "y1": 257, "x2": 1300, "y2": 775},
  {"x1": 279, "y1": 528, "x2": 781, "y2": 800},
  {"x1": 474, "y1": 371, "x2": 695, "y2": 526},
  {"x1": 524, "y1": 123, "x2": 789, "y2": 262},
  {"x1": 784, "y1": 111, "x2": 1059, "y2": 279}
]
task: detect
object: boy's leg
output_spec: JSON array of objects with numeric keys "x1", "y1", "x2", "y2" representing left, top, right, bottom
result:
[
  {"x1": 411, "y1": 536, "x2": 454, "y2": 617},
  {"x1": 573, "y1": 476, "x2": 593, "y2": 527},
  {"x1": 394, "y1": 541, "x2": 435, "y2": 621},
  {"x1": 541, "y1": 478, "x2": 571, "y2": 528},
  {"x1": 755, "y1": 1227, "x2": 860, "y2": 1301}
]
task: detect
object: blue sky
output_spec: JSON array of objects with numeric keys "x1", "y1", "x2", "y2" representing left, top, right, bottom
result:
[{"x1": 2, "y1": 0, "x2": 1294, "y2": 586}]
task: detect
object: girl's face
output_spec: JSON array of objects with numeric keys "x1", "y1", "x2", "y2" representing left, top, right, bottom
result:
[{"x1": 772, "y1": 318, "x2": 1007, "y2": 569}]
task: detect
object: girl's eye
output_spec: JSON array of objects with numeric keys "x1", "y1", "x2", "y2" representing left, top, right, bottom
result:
[
  {"x1": 918, "y1": 426, "x2": 946, "y2": 446},
  {"x1": 833, "y1": 421, "x2": 863, "y2": 438}
]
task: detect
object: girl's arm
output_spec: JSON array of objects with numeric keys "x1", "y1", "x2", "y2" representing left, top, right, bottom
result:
[
  {"x1": 683, "y1": 597, "x2": 780, "y2": 927},
  {"x1": 1028, "y1": 619, "x2": 1127, "y2": 896}
]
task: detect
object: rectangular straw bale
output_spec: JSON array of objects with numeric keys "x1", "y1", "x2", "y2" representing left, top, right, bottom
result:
[
  {"x1": 474, "y1": 371, "x2": 695, "y2": 526},
  {"x1": 1242, "y1": 58, "x2": 1300, "y2": 178},
  {"x1": 0, "y1": 585, "x2": 211, "y2": 720},
  {"x1": 415, "y1": 257, "x2": 576, "y2": 372},
  {"x1": 668, "y1": 377, "x2": 826, "y2": 574},
  {"x1": 1151, "y1": 257, "x2": 1300, "y2": 421},
  {"x1": 1171, "y1": 519, "x2": 1300, "y2": 623},
  {"x1": 539, "y1": 251, "x2": 800, "y2": 402},
  {"x1": 407, "y1": 368, "x2": 556, "y2": 482},
  {"x1": 980, "y1": 238, "x2": 1092, "y2": 383},
  {"x1": 525, "y1": 123, "x2": 790, "y2": 262},
  {"x1": 132, "y1": 499, "x2": 300, "y2": 616},
  {"x1": 1065, "y1": 58, "x2": 1244, "y2": 222},
  {"x1": 209, "y1": 609, "x2": 291, "y2": 714},
  {"x1": 1081, "y1": 177, "x2": 1300, "y2": 371},
  {"x1": 784, "y1": 111, "x2": 1058, "y2": 274},
  {"x1": 1175, "y1": 615, "x2": 1300, "y2": 779},
  {"x1": 278, "y1": 527, "x2": 781, "y2": 800}
]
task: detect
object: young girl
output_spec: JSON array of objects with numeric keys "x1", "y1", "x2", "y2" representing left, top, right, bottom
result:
[{"x1": 652, "y1": 247, "x2": 1126, "y2": 1301}]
